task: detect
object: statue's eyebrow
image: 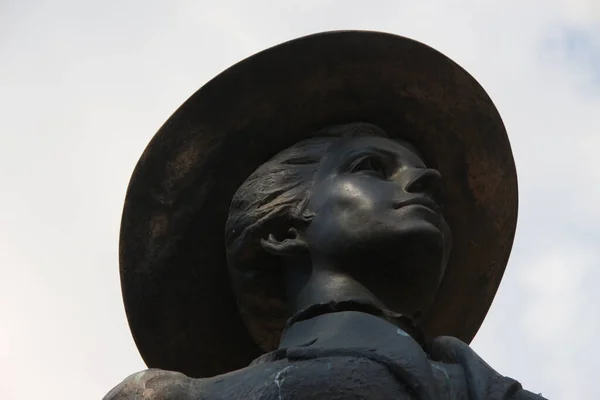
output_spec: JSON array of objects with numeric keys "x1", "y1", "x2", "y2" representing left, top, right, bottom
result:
[
  {"x1": 338, "y1": 146, "x2": 397, "y2": 167},
  {"x1": 342, "y1": 144, "x2": 421, "y2": 164}
]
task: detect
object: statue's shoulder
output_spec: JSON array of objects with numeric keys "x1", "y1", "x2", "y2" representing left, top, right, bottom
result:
[
  {"x1": 102, "y1": 368, "x2": 211, "y2": 400},
  {"x1": 103, "y1": 363, "x2": 281, "y2": 400}
]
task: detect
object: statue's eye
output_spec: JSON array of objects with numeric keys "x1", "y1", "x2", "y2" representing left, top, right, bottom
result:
[{"x1": 350, "y1": 155, "x2": 388, "y2": 178}]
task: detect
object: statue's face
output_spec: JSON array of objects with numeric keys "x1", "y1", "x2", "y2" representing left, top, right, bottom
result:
[
  {"x1": 302, "y1": 136, "x2": 451, "y2": 316},
  {"x1": 228, "y1": 132, "x2": 452, "y2": 349}
]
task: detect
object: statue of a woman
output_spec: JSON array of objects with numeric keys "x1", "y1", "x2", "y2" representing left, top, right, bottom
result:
[{"x1": 105, "y1": 31, "x2": 546, "y2": 399}]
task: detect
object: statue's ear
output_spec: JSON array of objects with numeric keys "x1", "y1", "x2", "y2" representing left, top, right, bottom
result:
[{"x1": 260, "y1": 226, "x2": 308, "y2": 257}]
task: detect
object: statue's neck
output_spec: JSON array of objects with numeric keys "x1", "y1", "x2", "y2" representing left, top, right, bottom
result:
[
  {"x1": 284, "y1": 261, "x2": 386, "y2": 314},
  {"x1": 281, "y1": 260, "x2": 424, "y2": 349}
]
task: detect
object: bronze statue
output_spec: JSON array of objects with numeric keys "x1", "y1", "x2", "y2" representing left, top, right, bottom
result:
[{"x1": 105, "y1": 31, "x2": 546, "y2": 399}]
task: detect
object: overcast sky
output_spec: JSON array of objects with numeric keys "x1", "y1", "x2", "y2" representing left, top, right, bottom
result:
[{"x1": 2, "y1": 1, "x2": 600, "y2": 399}]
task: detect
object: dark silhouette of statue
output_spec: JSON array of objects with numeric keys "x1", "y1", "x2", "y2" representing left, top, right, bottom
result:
[{"x1": 105, "y1": 31, "x2": 546, "y2": 399}]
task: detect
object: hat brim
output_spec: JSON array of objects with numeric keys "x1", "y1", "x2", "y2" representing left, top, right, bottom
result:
[{"x1": 119, "y1": 30, "x2": 518, "y2": 378}]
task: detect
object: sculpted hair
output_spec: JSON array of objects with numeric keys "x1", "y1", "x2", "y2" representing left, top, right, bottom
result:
[{"x1": 225, "y1": 122, "x2": 388, "y2": 270}]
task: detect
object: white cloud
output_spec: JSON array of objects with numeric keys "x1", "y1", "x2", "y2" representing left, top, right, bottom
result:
[{"x1": 1, "y1": 1, "x2": 599, "y2": 399}]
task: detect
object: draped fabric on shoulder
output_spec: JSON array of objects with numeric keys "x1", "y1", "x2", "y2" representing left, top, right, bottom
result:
[
  {"x1": 427, "y1": 336, "x2": 547, "y2": 400},
  {"x1": 102, "y1": 370, "x2": 194, "y2": 400}
]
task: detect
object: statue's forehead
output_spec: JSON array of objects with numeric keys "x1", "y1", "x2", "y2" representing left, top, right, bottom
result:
[{"x1": 324, "y1": 135, "x2": 425, "y2": 164}]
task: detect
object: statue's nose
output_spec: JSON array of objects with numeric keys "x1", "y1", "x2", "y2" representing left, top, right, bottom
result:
[{"x1": 403, "y1": 168, "x2": 442, "y2": 195}]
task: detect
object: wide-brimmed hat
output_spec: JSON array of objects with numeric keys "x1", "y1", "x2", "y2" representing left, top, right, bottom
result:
[{"x1": 119, "y1": 30, "x2": 518, "y2": 378}]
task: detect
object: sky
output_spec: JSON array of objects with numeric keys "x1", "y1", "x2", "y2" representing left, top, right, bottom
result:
[{"x1": 1, "y1": 0, "x2": 599, "y2": 399}]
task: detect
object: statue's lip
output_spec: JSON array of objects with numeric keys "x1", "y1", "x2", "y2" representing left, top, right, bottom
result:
[{"x1": 393, "y1": 196, "x2": 438, "y2": 211}]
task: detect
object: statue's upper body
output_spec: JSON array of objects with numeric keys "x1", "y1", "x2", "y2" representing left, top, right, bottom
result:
[
  {"x1": 107, "y1": 125, "x2": 546, "y2": 399},
  {"x1": 105, "y1": 312, "x2": 541, "y2": 399}
]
